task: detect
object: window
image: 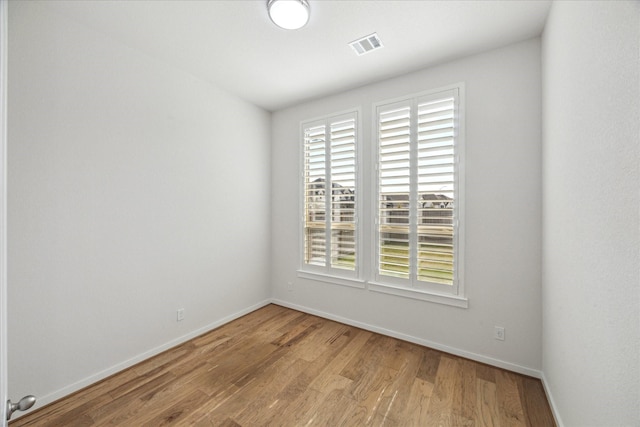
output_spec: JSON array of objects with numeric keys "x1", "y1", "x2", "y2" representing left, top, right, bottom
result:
[
  {"x1": 298, "y1": 85, "x2": 464, "y2": 305},
  {"x1": 301, "y1": 112, "x2": 359, "y2": 280},
  {"x1": 374, "y1": 87, "x2": 464, "y2": 298}
]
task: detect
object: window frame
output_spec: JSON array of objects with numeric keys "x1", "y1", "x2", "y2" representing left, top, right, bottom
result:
[
  {"x1": 370, "y1": 85, "x2": 466, "y2": 307},
  {"x1": 298, "y1": 109, "x2": 364, "y2": 288}
]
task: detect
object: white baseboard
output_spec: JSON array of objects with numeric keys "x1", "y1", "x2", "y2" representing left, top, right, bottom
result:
[
  {"x1": 540, "y1": 371, "x2": 564, "y2": 427},
  {"x1": 271, "y1": 298, "x2": 542, "y2": 379},
  {"x1": 15, "y1": 299, "x2": 272, "y2": 420}
]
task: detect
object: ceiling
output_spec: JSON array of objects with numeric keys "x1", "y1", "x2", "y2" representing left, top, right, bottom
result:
[{"x1": 38, "y1": 0, "x2": 551, "y2": 111}]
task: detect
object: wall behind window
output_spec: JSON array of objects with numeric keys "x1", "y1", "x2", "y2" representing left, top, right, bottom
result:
[
  {"x1": 8, "y1": 1, "x2": 271, "y2": 410},
  {"x1": 272, "y1": 38, "x2": 542, "y2": 373}
]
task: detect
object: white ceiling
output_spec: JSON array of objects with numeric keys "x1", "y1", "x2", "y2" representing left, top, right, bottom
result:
[{"x1": 39, "y1": 0, "x2": 551, "y2": 111}]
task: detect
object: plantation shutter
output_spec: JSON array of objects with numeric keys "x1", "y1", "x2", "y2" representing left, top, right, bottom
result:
[
  {"x1": 303, "y1": 123, "x2": 327, "y2": 266},
  {"x1": 329, "y1": 117, "x2": 356, "y2": 270},
  {"x1": 417, "y1": 95, "x2": 455, "y2": 285},
  {"x1": 377, "y1": 89, "x2": 458, "y2": 288},
  {"x1": 303, "y1": 112, "x2": 358, "y2": 273},
  {"x1": 377, "y1": 103, "x2": 411, "y2": 279}
]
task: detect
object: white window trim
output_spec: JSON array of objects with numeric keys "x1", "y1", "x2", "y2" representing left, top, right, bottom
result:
[
  {"x1": 298, "y1": 108, "x2": 363, "y2": 284},
  {"x1": 370, "y1": 83, "x2": 466, "y2": 305}
]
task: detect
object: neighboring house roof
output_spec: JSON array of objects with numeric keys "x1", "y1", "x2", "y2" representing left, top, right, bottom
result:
[
  {"x1": 421, "y1": 194, "x2": 452, "y2": 202},
  {"x1": 310, "y1": 178, "x2": 354, "y2": 199}
]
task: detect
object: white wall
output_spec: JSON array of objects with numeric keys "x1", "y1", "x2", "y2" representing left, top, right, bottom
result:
[
  {"x1": 272, "y1": 39, "x2": 542, "y2": 374},
  {"x1": 7, "y1": 1, "x2": 271, "y2": 411},
  {"x1": 542, "y1": 2, "x2": 640, "y2": 426}
]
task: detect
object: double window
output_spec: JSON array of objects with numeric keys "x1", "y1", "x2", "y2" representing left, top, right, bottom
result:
[{"x1": 300, "y1": 86, "x2": 464, "y2": 304}]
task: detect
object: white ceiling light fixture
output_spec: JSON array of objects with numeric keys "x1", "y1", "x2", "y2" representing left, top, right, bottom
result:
[{"x1": 267, "y1": 0, "x2": 310, "y2": 30}]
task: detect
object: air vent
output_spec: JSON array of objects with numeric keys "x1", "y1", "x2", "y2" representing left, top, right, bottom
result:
[{"x1": 349, "y1": 33, "x2": 383, "y2": 56}]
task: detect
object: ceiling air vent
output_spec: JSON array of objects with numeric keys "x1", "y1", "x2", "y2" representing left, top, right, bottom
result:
[{"x1": 349, "y1": 33, "x2": 383, "y2": 56}]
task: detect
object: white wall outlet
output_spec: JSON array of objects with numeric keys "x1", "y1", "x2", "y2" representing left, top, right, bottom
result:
[
  {"x1": 287, "y1": 281, "x2": 293, "y2": 291},
  {"x1": 177, "y1": 308, "x2": 185, "y2": 322},
  {"x1": 494, "y1": 326, "x2": 505, "y2": 341}
]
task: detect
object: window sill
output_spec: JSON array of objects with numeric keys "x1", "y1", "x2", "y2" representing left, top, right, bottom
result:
[
  {"x1": 367, "y1": 281, "x2": 468, "y2": 308},
  {"x1": 296, "y1": 270, "x2": 366, "y2": 289}
]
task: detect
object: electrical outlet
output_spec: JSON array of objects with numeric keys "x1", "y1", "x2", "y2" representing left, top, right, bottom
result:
[
  {"x1": 287, "y1": 281, "x2": 293, "y2": 292},
  {"x1": 494, "y1": 326, "x2": 505, "y2": 341},
  {"x1": 177, "y1": 308, "x2": 185, "y2": 322}
]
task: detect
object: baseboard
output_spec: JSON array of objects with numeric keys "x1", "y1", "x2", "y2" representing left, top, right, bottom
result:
[
  {"x1": 271, "y1": 298, "x2": 542, "y2": 379},
  {"x1": 14, "y1": 298, "x2": 272, "y2": 420},
  {"x1": 540, "y1": 371, "x2": 564, "y2": 427}
]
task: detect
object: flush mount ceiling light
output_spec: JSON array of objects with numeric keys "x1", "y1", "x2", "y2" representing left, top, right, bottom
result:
[{"x1": 267, "y1": 0, "x2": 310, "y2": 30}]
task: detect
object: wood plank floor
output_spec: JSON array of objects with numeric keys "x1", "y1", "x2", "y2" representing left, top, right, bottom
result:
[{"x1": 11, "y1": 304, "x2": 556, "y2": 426}]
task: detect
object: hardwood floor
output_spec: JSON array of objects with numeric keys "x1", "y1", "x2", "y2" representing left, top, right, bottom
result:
[{"x1": 11, "y1": 304, "x2": 555, "y2": 426}]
